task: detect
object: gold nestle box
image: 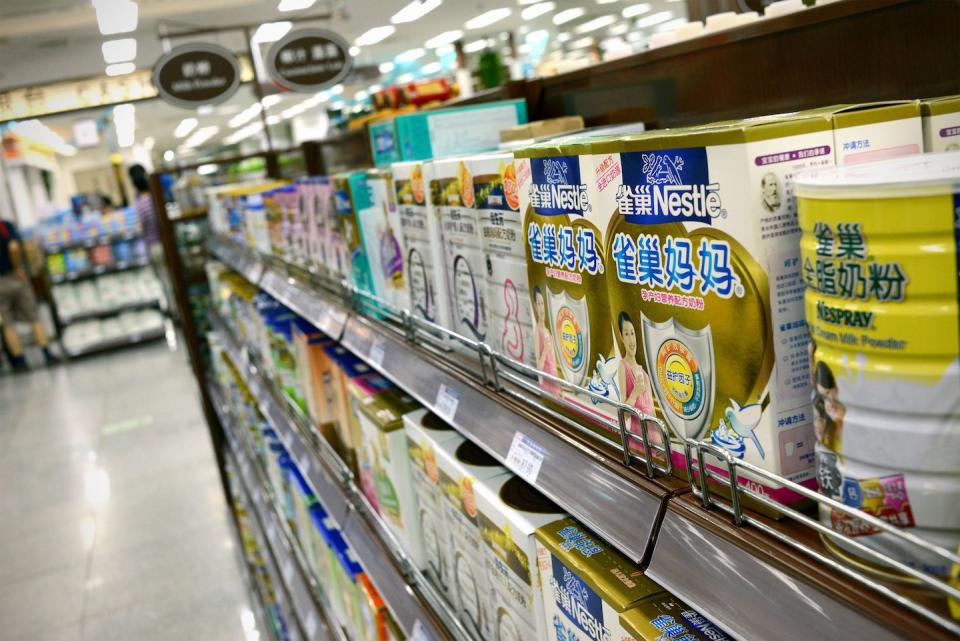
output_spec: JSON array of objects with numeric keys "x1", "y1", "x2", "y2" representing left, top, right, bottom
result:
[{"x1": 920, "y1": 95, "x2": 960, "y2": 152}]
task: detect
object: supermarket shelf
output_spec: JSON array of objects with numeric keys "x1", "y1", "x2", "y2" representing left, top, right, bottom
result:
[
  {"x1": 210, "y1": 313, "x2": 463, "y2": 641},
  {"x1": 215, "y1": 388, "x2": 338, "y2": 641},
  {"x1": 63, "y1": 325, "x2": 165, "y2": 358},
  {"x1": 59, "y1": 298, "x2": 162, "y2": 325},
  {"x1": 259, "y1": 267, "x2": 349, "y2": 341},
  {"x1": 50, "y1": 258, "x2": 150, "y2": 284},
  {"x1": 208, "y1": 235, "x2": 264, "y2": 285},
  {"x1": 42, "y1": 228, "x2": 142, "y2": 252}
]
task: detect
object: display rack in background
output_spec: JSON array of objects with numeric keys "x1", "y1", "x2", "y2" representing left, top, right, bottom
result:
[{"x1": 37, "y1": 207, "x2": 166, "y2": 358}]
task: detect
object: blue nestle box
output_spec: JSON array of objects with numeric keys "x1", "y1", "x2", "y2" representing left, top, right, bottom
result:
[{"x1": 392, "y1": 99, "x2": 528, "y2": 161}]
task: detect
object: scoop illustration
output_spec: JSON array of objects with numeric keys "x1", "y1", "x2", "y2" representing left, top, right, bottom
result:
[{"x1": 725, "y1": 399, "x2": 765, "y2": 459}]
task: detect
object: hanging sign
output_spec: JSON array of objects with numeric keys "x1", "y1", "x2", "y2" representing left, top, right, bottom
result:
[
  {"x1": 152, "y1": 43, "x2": 241, "y2": 109},
  {"x1": 266, "y1": 29, "x2": 352, "y2": 93}
]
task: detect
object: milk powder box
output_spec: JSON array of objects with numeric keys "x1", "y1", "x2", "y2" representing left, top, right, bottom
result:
[
  {"x1": 619, "y1": 593, "x2": 735, "y2": 641},
  {"x1": 535, "y1": 517, "x2": 666, "y2": 641},
  {"x1": 346, "y1": 374, "x2": 397, "y2": 507},
  {"x1": 436, "y1": 439, "x2": 510, "y2": 637},
  {"x1": 472, "y1": 152, "x2": 535, "y2": 368},
  {"x1": 593, "y1": 116, "x2": 841, "y2": 505},
  {"x1": 921, "y1": 95, "x2": 960, "y2": 152},
  {"x1": 394, "y1": 99, "x2": 528, "y2": 161},
  {"x1": 393, "y1": 160, "x2": 452, "y2": 333},
  {"x1": 334, "y1": 171, "x2": 371, "y2": 295},
  {"x1": 819, "y1": 102, "x2": 923, "y2": 166},
  {"x1": 475, "y1": 475, "x2": 565, "y2": 641},
  {"x1": 347, "y1": 169, "x2": 410, "y2": 313},
  {"x1": 354, "y1": 388, "x2": 423, "y2": 565},
  {"x1": 354, "y1": 573, "x2": 389, "y2": 641},
  {"x1": 282, "y1": 184, "x2": 308, "y2": 266},
  {"x1": 404, "y1": 408, "x2": 465, "y2": 590},
  {"x1": 432, "y1": 157, "x2": 489, "y2": 347},
  {"x1": 304, "y1": 176, "x2": 342, "y2": 277}
]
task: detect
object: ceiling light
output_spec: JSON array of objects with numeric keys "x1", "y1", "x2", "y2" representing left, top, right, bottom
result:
[
  {"x1": 252, "y1": 21, "x2": 292, "y2": 44},
  {"x1": 101, "y1": 38, "x2": 136, "y2": 64},
  {"x1": 521, "y1": 2, "x2": 554, "y2": 20},
  {"x1": 378, "y1": 61, "x2": 395, "y2": 73},
  {"x1": 355, "y1": 25, "x2": 395, "y2": 47},
  {"x1": 391, "y1": 0, "x2": 442, "y2": 24},
  {"x1": 329, "y1": 84, "x2": 344, "y2": 95},
  {"x1": 463, "y1": 38, "x2": 490, "y2": 53},
  {"x1": 266, "y1": 115, "x2": 282, "y2": 125},
  {"x1": 395, "y1": 48, "x2": 425, "y2": 63},
  {"x1": 331, "y1": 100, "x2": 346, "y2": 110},
  {"x1": 553, "y1": 7, "x2": 585, "y2": 24},
  {"x1": 421, "y1": 61, "x2": 441, "y2": 75},
  {"x1": 368, "y1": 83, "x2": 382, "y2": 93},
  {"x1": 622, "y1": 3, "x2": 650, "y2": 18},
  {"x1": 261, "y1": 95, "x2": 282, "y2": 108},
  {"x1": 526, "y1": 29, "x2": 550, "y2": 42},
  {"x1": 576, "y1": 15, "x2": 617, "y2": 33},
  {"x1": 197, "y1": 163, "x2": 219, "y2": 175},
  {"x1": 656, "y1": 17, "x2": 688, "y2": 31},
  {"x1": 184, "y1": 126, "x2": 219, "y2": 148},
  {"x1": 636, "y1": 10, "x2": 673, "y2": 27},
  {"x1": 174, "y1": 118, "x2": 198, "y2": 138},
  {"x1": 143, "y1": 136, "x2": 155, "y2": 151},
  {"x1": 608, "y1": 21, "x2": 630, "y2": 35},
  {"x1": 105, "y1": 62, "x2": 135, "y2": 77},
  {"x1": 354, "y1": 90, "x2": 369, "y2": 101},
  {"x1": 435, "y1": 43, "x2": 455, "y2": 56},
  {"x1": 228, "y1": 103, "x2": 263, "y2": 128},
  {"x1": 569, "y1": 36, "x2": 595, "y2": 48},
  {"x1": 557, "y1": 32, "x2": 571, "y2": 42},
  {"x1": 517, "y1": 0, "x2": 541, "y2": 4},
  {"x1": 425, "y1": 30, "x2": 463, "y2": 49},
  {"x1": 197, "y1": 105, "x2": 214, "y2": 116},
  {"x1": 349, "y1": 45, "x2": 360, "y2": 56},
  {"x1": 465, "y1": 7, "x2": 512, "y2": 29},
  {"x1": 277, "y1": 0, "x2": 315, "y2": 11},
  {"x1": 92, "y1": 0, "x2": 138, "y2": 36},
  {"x1": 597, "y1": 0, "x2": 619, "y2": 4},
  {"x1": 163, "y1": 150, "x2": 175, "y2": 162},
  {"x1": 396, "y1": 72, "x2": 414, "y2": 84}
]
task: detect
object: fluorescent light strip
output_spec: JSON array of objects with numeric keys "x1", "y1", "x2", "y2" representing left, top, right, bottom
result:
[
  {"x1": 635, "y1": 10, "x2": 673, "y2": 27},
  {"x1": 101, "y1": 38, "x2": 136, "y2": 64},
  {"x1": 355, "y1": 25, "x2": 395, "y2": 46},
  {"x1": 421, "y1": 61, "x2": 441, "y2": 75},
  {"x1": 174, "y1": 118, "x2": 198, "y2": 138},
  {"x1": 277, "y1": 0, "x2": 315, "y2": 11},
  {"x1": 575, "y1": 15, "x2": 617, "y2": 33},
  {"x1": 391, "y1": 0, "x2": 441, "y2": 24},
  {"x1": 425, "y1": 30, "x2": 463, "y2": 49},
  {"x1": 463, "y1": 38, "x2": 490, "y2": 53},
  {"x1": 465, "y1": 8, "x2": 512, "y2": 29},
  {"x1": 395, "y1": 48, "x2": 425, "y2": 63},
  {"x1": 521, "y1": 2, "x2": 554, "y2": 20},
  {"x1": 252, "y1": 21, "x2": 292, "y2": 44},
  {"x1": 378, "y1": 61, "x2": 395, "y2": 73},
  {"x1": 553, "y1": 7, "x2": 585, "y2": 24},
  {"x1": 105, "y1": 62, "x2": 135, "y2": 76},
  {"x1": 622, "y1": 3, "x2": 651, "y2": 18}
]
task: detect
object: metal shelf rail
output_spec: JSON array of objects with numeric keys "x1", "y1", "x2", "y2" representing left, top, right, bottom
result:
[
  {"x1": 209, "y1": 312, "x2": 468, "y2": 641},
  {"x1": 208, "y1": 234, "x2": 960, "y2": 641},
  {"x1": 214, "y1": 385, "x2": 339, "y2": 641}
]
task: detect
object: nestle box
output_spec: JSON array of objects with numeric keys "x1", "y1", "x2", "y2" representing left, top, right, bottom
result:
[
  {"x1": 370, "y1": 118, "x2": 401, "y2": 167},
  {"x1": 404, "y1": 408, "x2": 465, "y2": 593},
  {"x1": 811, "y1": 101, "x2": 923, "y2": 165},
  {"x1": 620, "y1": 593, "x2": 735, "y2": 641},
  {"x1": 436, "y1": 439, "x2": 510, "y2": 637},
  {"x1": 395, "y1": 99, "x2": 528, "y2": 161},
  {"x1": 475, "y1": 476, "x2": 565, "y2": 641},
  {"x1": 921, "y1": 95, "x2": 960, "y2": 152}
]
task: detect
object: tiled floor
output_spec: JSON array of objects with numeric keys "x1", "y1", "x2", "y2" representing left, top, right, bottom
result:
[{"x1": 0, "y1": 342, "x2": 254, "y2": 641}]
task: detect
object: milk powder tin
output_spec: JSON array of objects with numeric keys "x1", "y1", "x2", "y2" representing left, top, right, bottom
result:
[
  {"x1": 433, "y1": 157, "x2": 488, "y2": 345},
  {"x1": 594, "y1": 115, "x2": 840, "y2": 504},
  {"x1": 797, "y1": 151, "x2": 960, "y2": 576},
  {"x1": 393, "y1": 160, "x2": 452, "y2": 331},
  {"x1": 473, "y1": 152, "x2": 535, "y2": 368}
]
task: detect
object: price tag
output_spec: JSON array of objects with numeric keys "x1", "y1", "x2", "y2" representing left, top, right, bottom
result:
[
  {"x1": 505, "y1": 431, "x2": 546, "y2": 484},
  {"x1": 252, "y1": 487, "x2": 261, "y2": 505},
  {"x1": 282, "y1": 558, "x2": 295, "y2": 584},
  {"x1": 304, "y1": 611, "x2": 319, "y2": 638},
  {"x1": 434, "y1": 384, "x2": 460, "y2": 423},
  {"x1": 369, "y1": 338, "x2": 386, "y2": 368},
  {"x1": 410, "y1": 619, "x2": 433, "y2": 641},
  {"x1": 298, "y1": 453, "x2": 311, "y2": 476},
  {"x1": 267, "y1": 521, "x2": 278, "y2": 545}
]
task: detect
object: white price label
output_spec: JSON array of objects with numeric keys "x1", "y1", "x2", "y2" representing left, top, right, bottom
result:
[
  {"x1": 280, "y1": 427, "x2": 293, "y2": 449},
  {"x1": 410, "y1": 619, "x2": 433, "y2": 641},
  {"x1": 505, "y1": 432, "x2": 546, "y2": 484},
  {"x1": 369, "y1": 338, "x2": 386, "y2": 368},
  {"x1": 305, "y1": 611, "x2": 319, "y2": 638},
  {"x1": 282, "y1": 559, "x2": 295, "y2": 584},
  {"x1": 298, "y1": 453, "x2": 311, "y2": 476},
  {"x1": 267, "y1": 521, "x2": 278, "y2": 545},
  {"x1": 252, "y1": 487, "x2": 261, "y2": 504},
  {"x1": 434, "y1": 384, "x2": 460, "y2": 423}
]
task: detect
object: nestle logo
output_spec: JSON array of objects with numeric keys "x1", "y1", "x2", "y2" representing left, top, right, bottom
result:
[
  {"x1": 643, "y1": 153, "x2": 684, "y2": 185},
  {"x1": 617, "y1": 151, "x2": 723, "y2": 222},
  {"x1": 530, "y1": 158, "x2": 590, "y2": 214},
  {"x1": 543, "y1": 158, "x2": 570, "y2": 184}
]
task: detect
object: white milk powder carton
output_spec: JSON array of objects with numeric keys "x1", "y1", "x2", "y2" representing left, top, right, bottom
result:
[
  {"x1": 403, "y1": 409, "x2": 465, "y2": 595},
  {"x1": 921, "y1": 95, "x2": 960, "y2": 152},
  {"x1": 432, "y1": 157, "x2": 488, "y2": 349},
  {"x1": 436, "y1": 439, "x2": 509, "y2": 638},
  {"x1": 593, "y1": 114, "x2": 844, "y2": 507},
  {"x1": 472, "y1": 151, "x2": 535, "y2": 368},
  {"x1": 475, "y1": 475, "x2": 565, "y2": 641},
  {"x1": 393, "y1": 160, "x2": 452, "y2": 333}
]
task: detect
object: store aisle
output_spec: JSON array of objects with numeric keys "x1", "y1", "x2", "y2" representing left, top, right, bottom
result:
[{"x1": 0, "y1": 343, "x2": 253, "y2": 641}]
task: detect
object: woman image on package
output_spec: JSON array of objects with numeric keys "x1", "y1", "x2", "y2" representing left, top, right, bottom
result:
[
  {"x1": 533, "y1": 286, "x2": 561, "y2": 396},
  {"x1": 616, "y1": 311, "x2": 662, "y2": 451}
]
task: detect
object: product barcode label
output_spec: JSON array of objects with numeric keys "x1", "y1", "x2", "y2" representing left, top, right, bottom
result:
[
  {"x1": 369, "y1": 338, "x2": 386, "y2": 368},
  {"x1": 434, "y1": 384, "x2": 460, "y2": 423},
  {"x1": 506, "y1": 431, "x2": 546, "y2": 484},
  {"x1": 410, "y1": 619, "x2": 433, "y2": 641}
]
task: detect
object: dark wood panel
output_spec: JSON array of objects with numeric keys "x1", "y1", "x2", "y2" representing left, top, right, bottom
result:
[{"x1": 526, "y1": 0, "x2": 960, "y2": 128}]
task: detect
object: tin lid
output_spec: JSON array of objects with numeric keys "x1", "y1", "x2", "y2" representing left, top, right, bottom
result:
[
  {"x1": 499, "y1": 476, "x2": 561, "y2": 514},
  {"x1": 455, "y1": 439, "x2": 500, "y2": 467},
  {"x1": 421, "y1": 411, "x2": 454, "y2": 432},
  {"x1": 794, "y1": 151, "x2": 960, "y2": 199}
]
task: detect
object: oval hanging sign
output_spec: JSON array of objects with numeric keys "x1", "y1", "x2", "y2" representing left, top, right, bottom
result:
[
  {"x1": 153, "y1": 43, "x2": 241, "y2": 109},
  {"x1": 266, "y1": 29, "x2": 352, "y2": 93}
]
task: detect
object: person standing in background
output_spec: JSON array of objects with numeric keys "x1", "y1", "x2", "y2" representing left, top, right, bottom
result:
[
  {"x1": 0, "y1": 217, "x2": 56, "y2": 371},
  {"x1": 128, "y1": 164, "x2": 173, "y2": 310}
]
